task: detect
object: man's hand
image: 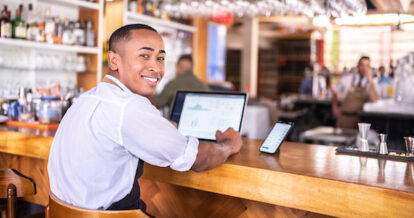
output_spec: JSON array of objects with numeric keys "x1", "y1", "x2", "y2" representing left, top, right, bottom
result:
[
  {"x1": 363, "y1": 67, "x2": 379, "y2": 102},
  {"x1": 191, "y1": 128, "x2": 243, "y2": 172},
  {"x1": 215, "y1": 128, "x2": 242, "y2": 154},
  {"x1": 332, "y1": 105, "x2": 341, "y2": 118},
  {"x1": 363, "y1": 67, "x2": 374, "y2": 84},
  {"x1": 331, "y1": 92, "x2": 341, "y2": 118},
  {"x1": 169, "y1": 120, "x2": 177, "y2": 128}
]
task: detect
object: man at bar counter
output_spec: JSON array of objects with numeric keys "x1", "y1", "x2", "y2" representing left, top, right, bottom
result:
[
  {"x1": 47, "y1": 24, "x2": 242, "y2": 215},
  {"x1": 332, "y1": 56, "x2": 379, "y2": 129},
  {"x1": 152, "y1": 54, "x2": 209, "y2": 109}
]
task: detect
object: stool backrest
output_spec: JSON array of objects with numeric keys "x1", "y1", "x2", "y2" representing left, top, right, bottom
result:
[
  {"x1": 0, "y1": 168, "x2": 36, "y2": 198},
  {"x1": 0, "y1": 168, "x2": 36, "y2": 218},
  {"x1": 47, "y1": 193, "x2": 148, "y2": 218}
]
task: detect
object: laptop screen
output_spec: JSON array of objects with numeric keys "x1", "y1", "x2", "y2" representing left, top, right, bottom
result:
[{"x1": 170, "y1": 91, "x2": 247, "y2": 141}]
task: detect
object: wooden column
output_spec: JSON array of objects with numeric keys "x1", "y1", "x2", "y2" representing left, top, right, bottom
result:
[
  {"x1": 241, "y1": 18, "x2": 259, "y2": 98},
  {"x1": 192, "y1": 17, "x2": 209, "y2": 81}
]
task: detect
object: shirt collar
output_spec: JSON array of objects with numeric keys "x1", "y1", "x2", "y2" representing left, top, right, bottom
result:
[{"x1": 104, "y1": 75, "x2": 133, "y2": 94}]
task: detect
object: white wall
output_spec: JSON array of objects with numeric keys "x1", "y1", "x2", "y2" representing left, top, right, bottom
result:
[{"x1": 324, "y1": 23, "x2": 414, "y2": 72}]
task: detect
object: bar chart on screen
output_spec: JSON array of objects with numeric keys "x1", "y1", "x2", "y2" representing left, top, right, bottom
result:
[{"x1": 178, "y1": 94, "x2": 245, "y2": 140}]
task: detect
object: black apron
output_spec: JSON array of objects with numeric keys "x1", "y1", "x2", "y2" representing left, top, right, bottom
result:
[
  {"x1": 107, "y1": 160, "x2": 153, "y2": 217},
  {"x1": 336, "y1": 75, "x2": 369, "y2": 129}
]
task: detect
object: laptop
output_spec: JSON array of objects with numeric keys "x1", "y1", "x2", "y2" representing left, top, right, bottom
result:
[{"x1": 170, "y1": 90, "x2": 248, "y2": 142}]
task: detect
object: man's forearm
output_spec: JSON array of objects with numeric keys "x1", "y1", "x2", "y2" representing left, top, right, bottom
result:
[
  {"x1": 191, "y1": 142, "x2": 233, "y2": 172},
  {"x1": 332, "y1": 92, "x2": 341, "y2": 117}
]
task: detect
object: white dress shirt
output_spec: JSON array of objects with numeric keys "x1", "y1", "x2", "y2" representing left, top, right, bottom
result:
[{"x1": 48, "y1": 75, "x2": 199, "y2": 210}]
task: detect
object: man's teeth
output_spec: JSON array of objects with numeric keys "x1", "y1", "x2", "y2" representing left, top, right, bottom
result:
[{"x1": 143, "y1": 76, "x2": 157, "y2": 82}]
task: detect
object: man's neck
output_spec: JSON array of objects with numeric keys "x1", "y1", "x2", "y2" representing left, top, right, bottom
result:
[{"x1": 178, "y1": 70, "x2": 192, "y2": 76}]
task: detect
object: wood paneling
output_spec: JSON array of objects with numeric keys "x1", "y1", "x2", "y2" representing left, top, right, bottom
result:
[
  {"x1": 142, "y1": 162, "x2": 414, "y2": 218},
  {"x1": 0, "y1": 127, "x2": 413, "y2": 217},
  {"x1": 141, "y1": 138, "x2": 414, "y2": 218},
  {"x1": 77, "y1": 7, "x2": 102, "y2": 89},
  {"x1": 0, "y1": 154, "x2": 49, "y2": 206},
  {"x1": 0, "y1": 130, "x2": 52, "y2": 160},
  {"x1": 0, "y1": 168, "x2": 35, "y2": 198},
  {"x1": 139, "y1": 178, "x2": 331, "y2": 218},
  {"x1": 193, "y1": 17, "x2": 208, "y2": 82},
  {"x1": 77, "y1": 72, "x2": 98, "y2": 91},
  {"x1": 103, "y1": 0, "x2": 124, "y2": 43}
]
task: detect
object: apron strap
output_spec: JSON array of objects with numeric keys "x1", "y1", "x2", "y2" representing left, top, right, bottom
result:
[
  {"x1": 102, "y1": 76, "x2": 125, "y2": 92},
  {"x1": 107, "y1": 160, "x2": 147, "y2": 211}
]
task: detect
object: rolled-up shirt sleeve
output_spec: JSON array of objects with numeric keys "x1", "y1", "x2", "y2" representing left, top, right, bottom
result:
[{"x1": 120, "y1": 98, "x2": 199, "y2": 171}]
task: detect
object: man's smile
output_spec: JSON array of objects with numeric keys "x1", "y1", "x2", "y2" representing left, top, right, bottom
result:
[{"x1": 141, "y1": 75, "x2": 160, "y2": 86}]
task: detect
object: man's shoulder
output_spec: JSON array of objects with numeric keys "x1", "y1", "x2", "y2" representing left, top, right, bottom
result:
[{"x1": 338, "y1": 73, "x2": 354, "y2": 84}]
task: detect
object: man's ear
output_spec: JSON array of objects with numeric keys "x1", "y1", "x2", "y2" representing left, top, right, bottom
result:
[{"x1": 108, "y1": 51, "x2": 120, "y2": 71}]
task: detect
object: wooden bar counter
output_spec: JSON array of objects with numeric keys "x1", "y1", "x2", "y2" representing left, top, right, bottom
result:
[{"x1": 0, "y1": 125, "x2": 413, "y2": 217}]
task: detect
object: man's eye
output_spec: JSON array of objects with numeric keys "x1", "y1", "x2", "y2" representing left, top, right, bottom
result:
[
  {"x1": 157, "y1": 57, "x2": 165, "y2": 61},
  {"x1": 140, "y1": 54, "x2": 149, "y2": 58}
]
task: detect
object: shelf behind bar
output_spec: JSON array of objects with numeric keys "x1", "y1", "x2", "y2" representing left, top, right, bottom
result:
[
  {"x1": 126, "y1": 12, "x2": 196, "y2": 33},
  {"x1": 0, "y1": 38, "x2": 100, "y2": 54},
  {"x1": 0, "y1": 66, "x2": 82, "y2": 73},
  {"x1": 39, "y1": 0, "x2": 101, "y2": 10}
]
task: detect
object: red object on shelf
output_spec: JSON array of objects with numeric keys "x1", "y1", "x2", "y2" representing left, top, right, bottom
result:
[
  {"x1": 5, "y1": 120, "x2": 59, "y2": 130},
  {"x1": 211, "y1": 14, "x2": 234, "y2": 25}
]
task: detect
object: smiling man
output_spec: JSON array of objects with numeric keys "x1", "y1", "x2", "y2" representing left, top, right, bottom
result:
[{"x1": 47, "y1": 24, "x2": 242, "y2": 215}]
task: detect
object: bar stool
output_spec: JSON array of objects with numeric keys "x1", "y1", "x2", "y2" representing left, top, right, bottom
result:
[
  {"x1": 0, "y1": 168, "x2": 37, "y2": 218},
  {"x1": 46, "y1": 193, "x2": 148, "y2": 218}
]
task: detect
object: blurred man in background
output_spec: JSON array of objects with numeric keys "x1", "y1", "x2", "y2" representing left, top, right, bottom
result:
[
  {"x1": 153, "y1": 54, "x2": 209, "y2": 109},
  {"x1": 332, "y1": 56, "x2": 379, "y2": 129}
]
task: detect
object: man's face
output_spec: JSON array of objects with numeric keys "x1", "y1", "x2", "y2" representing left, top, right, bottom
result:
[
  {"x1": 110, "y1": 29, "x2": 165, "y2": 96},
  {"x1": 358, "y1": 59, "x2": 370, "y2": 76},
  {"x1": 175, "y1": 59, "x2": 192, "y2": 76}
]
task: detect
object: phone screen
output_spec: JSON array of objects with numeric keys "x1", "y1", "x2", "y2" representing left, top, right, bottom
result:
[{"x1": 259, "y1": 122, "x2": 293, "y2": 154}]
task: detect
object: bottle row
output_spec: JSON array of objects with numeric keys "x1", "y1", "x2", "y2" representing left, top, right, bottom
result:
[
  {"x1": 0, "y1": 3, "x2": 96, "y2": 47},
  {"x1": 129, "y1": 0, "x2": 169, "y2": 20}
]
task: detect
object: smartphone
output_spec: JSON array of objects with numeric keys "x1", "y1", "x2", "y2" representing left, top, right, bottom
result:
[{"x1": 259, "y1": 121, "x2": 294, "y2": 154}]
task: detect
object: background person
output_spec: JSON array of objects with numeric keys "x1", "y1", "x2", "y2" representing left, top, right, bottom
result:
[
  {"x1": 152, "y1": 54, "x2": 209, "y2": 109},
  {"x1": 332, "y1": 56, "x2": 379, "y2": 129},
  {"x1": 377, "y1": 66, "x2": 394, "y2": 99}
]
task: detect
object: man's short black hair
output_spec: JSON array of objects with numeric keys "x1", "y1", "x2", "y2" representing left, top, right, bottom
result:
[
  {"x1": 109, "y1": 24, "x2": 158, "y2": 52},
  {"x1": 358, "y1": 56, "x2": 370, "y2": 65},
  {"x1": 177, "y1": 54, "x2": 193, "y2": 65}
]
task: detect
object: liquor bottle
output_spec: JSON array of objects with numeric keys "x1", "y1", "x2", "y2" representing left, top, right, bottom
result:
[
  {"x1": 44, "y1": 7, "x2": 55, "y2": 44},
  {"x1": 68, "y1": 21, "x2": 75, "y2": 45},
  {"x1": 35, "y1": 7, "x2": 45, "y2": 42},
  {"x1": 129, "y1": 0, "x2": 137, "y2": 12},
  {"x1": 12, "y1": 5, "x2": 27, "y2": 39},
  {"x1": 153, "y1": 0, "x2": 161, "y2": 18},
  {"x1": 54, "y1": 17, "x2": 63, "y2": 44},
  {"x1": 0, "y1": 6, "x2": 6, "y2": 36},
  {"x1": 73, "y1": 20, "x2": 85, "y2": 46},
  {"x1": 143, "y1": 0, "x2": 152, "y2": 16},
  {"x1": 150, "y1": 1, "x2": 156, "y2": 16},
  {"x1": 137, "y1": 0, "x2": 143, "y2": 14},
  {"x1": 61, "y1": 18, "x2": 71, "y2": 45},
  {"x1": 26, "y1": 3, "x2": 37, "y2": 41},
  {"x1": 85, "y1": 19, "x2": 95, "y2": 47},
  {"x1": 0, "y1": 5, "x2": 12, "y2": 38}
]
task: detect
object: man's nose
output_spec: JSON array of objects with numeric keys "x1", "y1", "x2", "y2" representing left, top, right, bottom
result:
[{"x1": 147, "y1": 58, "x2": 161, "y2": 73}]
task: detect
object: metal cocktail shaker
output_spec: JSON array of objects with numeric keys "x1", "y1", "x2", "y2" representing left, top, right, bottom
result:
[
  {"x1": 404, "y1": 137, "x2": 414, "y2": 156},
  {"x1": 358, "y1": 123, "x2": 371, "y2": 152},
  {"x1": 378, "y1": 134, "x2": 388, "y2": 155}
]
